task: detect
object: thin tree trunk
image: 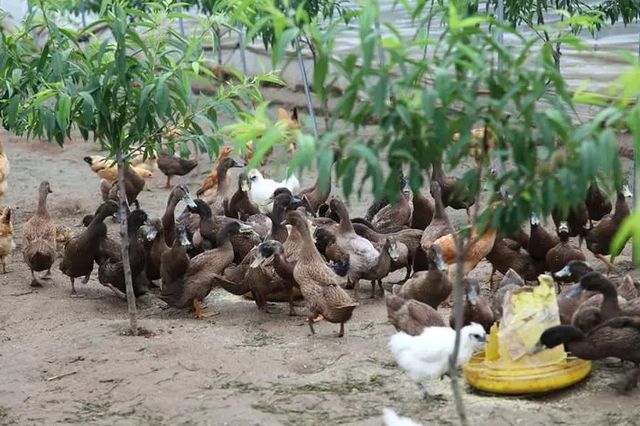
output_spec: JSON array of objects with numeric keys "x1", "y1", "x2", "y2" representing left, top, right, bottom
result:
[
  {"x1": 449, "y1": 239, "x2": 468, "y2": 426},
  {"x1": 116, "y1": 142, "x2": 138, "y2": 335},
  {"x1": 216, "y1": 27, "x2": 223, "y2": 65}
]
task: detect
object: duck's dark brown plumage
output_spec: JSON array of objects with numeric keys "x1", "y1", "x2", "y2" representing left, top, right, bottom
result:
[
  {"x1": 60, "y1": 201, "x2": 119, "y2": 295},
  {"x1": 157, "y1": 152, "x2": 198, "y2": 188}
]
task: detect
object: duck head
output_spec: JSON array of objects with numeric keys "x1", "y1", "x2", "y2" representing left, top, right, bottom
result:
[
  {"x1": 238, "y1": 172, "x2": 251, "y2": 192},
  {"x1": 427, "y1": 244, "x2": 447, "y2": 271},
  {"x1": 529, "y1": 325, "x2": 585, "y2": 355},
  {"x1": 251, "y1": 240, "x2": 284, "y2": 268},
  {"x1": 128, "y1": 209, "x2": 150, "y2": 234},
  {"x1": 530, "y1": 213, "x2": 540, "y2": 227},
  {"x1": 463, "y1": 278, "x2": 480, "y2": 306},
  {"x1": 146, "y1": 218, "x2": 163, "y2": 242},
  {"x1": 554, "y1": 260, "x2": 593, "y2": 281},
  {"x1": 566, "y1": 271, "x2": 614, "y2": 299},
  {"x1": 173, "y1": 184, "x2": 197, "y2": 209},
  {"x1": 385, "y1": 237, "x2": 399, "y2": 261}
]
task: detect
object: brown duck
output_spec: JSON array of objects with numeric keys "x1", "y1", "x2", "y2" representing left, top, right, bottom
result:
[
  {"x1": 449, "y1": 278, "x2": 494, "y2": 332},
  {"x1": 287, "y1": 210, "x2": 357, "y2": 337},
  {"x1": 545, "y1": 221, "x2": 586, "y2": 279},
  {"x1": 157, "y1": 152, "x2": 198, "y2": 188},
  {"x1": 528, "y1": 214, "x2": 559, "y2": 263},
  {"x1": 386, "y1": 293, "x2": 445, "y2": 335},
  {"x1": 393, "y1": 244, "x2": 451, "y2": 309},
  {"x1": 21, "y1": 181, "x2": 56, "y2": 287},
  {"x1": 59, "y1": 201, "x2": 119, "y2": 296},
  {"x1": 161, "y1": 184, "x2": 197, "y2": 246}
]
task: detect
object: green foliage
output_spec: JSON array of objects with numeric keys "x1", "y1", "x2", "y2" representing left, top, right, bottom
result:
[
  {"x1": 0, "y1": 0, "x2": 277, "y2": 160},
  {"x1": 224, "y1": 0, "x2": 633, "y2": 239}
]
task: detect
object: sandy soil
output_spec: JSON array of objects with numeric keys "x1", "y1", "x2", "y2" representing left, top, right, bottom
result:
[{"x1": 1, "y1": 100, "x2": 640, "y2": 426}]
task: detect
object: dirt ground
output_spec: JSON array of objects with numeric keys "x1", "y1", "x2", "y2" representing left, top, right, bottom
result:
[{"x1": 2, "y1": 98, "x2": 640, "y2": 426}]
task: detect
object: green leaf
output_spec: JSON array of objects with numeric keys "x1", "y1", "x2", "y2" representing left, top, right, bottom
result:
[
  {"x1": 56, "y1": 93, "x2": 72, "y2": 132},
  {"x1": 155, "y1": 84, "x2": 170, "y2": 118},
  {"x1": 78, "y1": 91, "x2": 96, "y2": 128},
  {"x1": 272, "y1": 28, "x2": 299, "y2": 70}
]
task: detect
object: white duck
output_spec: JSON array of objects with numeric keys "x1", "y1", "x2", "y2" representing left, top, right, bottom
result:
[
  {"x1": 247, "y1": 168, "x2": 300, "y2": 212},
  {"x1": 383, "y1": 408, "x2": 426, "y2": 426},
  {"x1": 389, "y1": 323, "x2": 486, "y2": 401}
]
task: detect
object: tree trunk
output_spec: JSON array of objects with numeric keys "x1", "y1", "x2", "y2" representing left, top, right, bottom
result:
[
  {"x1": 216, "y1": 27, "x2": 223, "y2": 65},
  {"x1": 115, "y1": 142, "x2": 139, "y2": 335},
  {"x1": 449, "y1": 238, "x2": 468, "y2": 426}
]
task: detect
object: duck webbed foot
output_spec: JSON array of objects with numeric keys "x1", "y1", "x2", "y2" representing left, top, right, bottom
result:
[
  {"x1": 608, "y1": 364, "x2": 640, "y2": 394},
  {"x1": 193, "y1": 299, "x2": 218, "y2": 319},
  {"x1": 417, "y1": 383, "x2": 446, "y2": 402}
]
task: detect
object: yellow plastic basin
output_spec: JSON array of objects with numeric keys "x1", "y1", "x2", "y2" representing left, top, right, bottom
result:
[
  {"x1": 463, "y1": 351, "x2": 591, "y2": 395},
  {"x1": 242, "y1": 286, "x2": 303, "y2": 302}
]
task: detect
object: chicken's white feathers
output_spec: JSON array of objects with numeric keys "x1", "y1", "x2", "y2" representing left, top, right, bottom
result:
[
  {"x1": 383, "y1": 408, "x2": 425, "y2": 426},
  {"x1": 389, "y1": 323, "x2": 485, "y2": 383}
]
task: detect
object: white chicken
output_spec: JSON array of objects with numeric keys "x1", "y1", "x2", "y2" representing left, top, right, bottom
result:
[
  {"x1": 383, "y1": 408, "x2": 426, "y2": 426},
  {"x1": 247, "y1": 168, "x2": 300, "y2": 212},
  {"x1": 389, "y1": 323, "x2": 486, "y2": 401}
]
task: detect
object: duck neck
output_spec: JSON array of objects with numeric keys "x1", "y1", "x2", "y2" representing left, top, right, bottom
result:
[
  {"x1": 565, "y1": 338, "x2": 597, "y2": 360},
  {"x1": 598, "y1": 281, "x2": 621, "y2": 316},
  {"x1": 336, "y1": 206, "x2": 354, "y2": 233},
  {"x1": 297, "y1": 222, "x2": 322, "y2": 262},
  {"x1": 371, "y1": 244, "x2": 392, "y2": 276},
  {"x1": 273, "y1": 251, "x2": 295, "y2": 281},
  {"x1": 217, "y1": 167, "x2": 230, "y2": 194},
  {"x1": 270, "y1": 206, "x2": 288, "y2": 243},
  {"x1": 559, "y1": 232, "x2": 570, "y2": 243},
  {"x1": 36, "y1": 188, "x2": 50, "y2": 217},
  {"x1": 215, "y1": 226, "x2": 232, "y2": 247},
  {"x1": 614, "y1": 192, "x2": 631, "y2": 220}
]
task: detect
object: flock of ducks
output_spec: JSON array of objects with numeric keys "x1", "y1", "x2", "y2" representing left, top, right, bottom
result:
[{"x1": 1, "y1": 119, "x2": 640, "y2": 424}]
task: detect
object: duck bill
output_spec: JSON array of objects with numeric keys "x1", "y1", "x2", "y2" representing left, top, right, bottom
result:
[
  {"x1": 260, "y1": 195, "x2": 274, "y2": 207},
  {"x1": 146, "y1": 227, "x2": 158, "y2": 242},
  {"x1": 566, "y1": 284, "x2": 584, "y2": 299},
  {"x1": 468, "y1": 285, "x2": 479, "y2": 306},
  {"x1": 239, "y1": 223, "x2": 253, "y2": 234},
  {"x1": 527, "y1": 341, "x2": 546, "y2": 355},
  {"x1": 292, "y1": 195, "x2": 303, "y2": 204},
  {"x1": 623, "y1": 184, "x2": 632, "y2": 198},
  {"x1": 388, "y1": 246, "x2": 399, "y2": 262},
  {"x1": 250, "y1": 255, "x2": 266, "y2": 268},
  {"x1": 240, "y1": 180, "x2": 250, "y2": 192},
  {"x1": 530, "y1": 214, "x2": 540, "y2": 226},
  {"x1": 435, "y1": 252, "x2": 447, "y2": 271},
  {"x1": 554, "y1": 264, "x2": 572, "y2": 278},
  {"x1": 179, "y1": 231, "x2": 193, "y2": 249},
  {"x1": 182, "y1": 192, "x2": 197, "y2": 209}
]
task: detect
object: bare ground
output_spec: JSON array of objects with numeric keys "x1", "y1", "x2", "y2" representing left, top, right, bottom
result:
[{"x1": 1, "y1": 101, "x2": 640, "y2": 426}]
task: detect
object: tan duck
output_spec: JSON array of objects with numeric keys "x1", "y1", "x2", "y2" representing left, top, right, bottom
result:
[
  {"x1": 385, "y1": 293, "x2": 445, "y2": 335},
  {"x1": 585, "y1": 186, "x2": 632, "y2": 270},
  {"x1": 545, "y1": 221, "x2": 586, "y2": 279},
  {"x1": 410, "y1": 189, "x2": 434, "y2": 230},
  {"x1": 59, "y1": 201, "x2": 119, "y2": 296},
  {"x1": 144, "y1": 218, "x2": 169, "y2": 282},
  {"x1": 21, "y1": 181, "x2": 56, "y2": 287},
  {"x1": 329, "y1": 197, "x2": 380, "y2": 301},
  {"x1": 393, "y1": 244, "x2": 451, "y2": 309},
  {"x1": 371, "y1": 179, "x2": 412, "y2": 231},
  {"x1": 161, "y1": 221, "x2": 252, "y2": 317},
  {"x1": 157, "y1": 152, "x2": 198, "y2": 188},
  {"x1": 161, "y1": 184, "x2": 197, "y2": 246},
  {"x1": 201, "y1": 157, "x2": 243, "y2": 215},
  {"x1": 449, "y1": 278, "x2": 494, "y2": 332},
  {"x1": 286, "y1": 210, "x2": 358, "y2": 337},
  {"x1": 528, "y1": 214, "x2": 559, "y2": 263},
  {"x1": 97, "y1": 209, "x2": 150, "y2": 299}
]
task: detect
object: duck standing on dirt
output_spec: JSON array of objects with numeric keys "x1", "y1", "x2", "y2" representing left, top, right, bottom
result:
[
  {"x1": 59, "y1": 201, "x2": 119, "y2": 296},
  {"x1": 22, "y1": 181, "x2": 57, "y2": 287},
  {"x1": 286, "y1": 210, "x2": 357, "y2": 337},
  {"x1": 157, "y1": 152, "x2": 198, "y2": 188}
]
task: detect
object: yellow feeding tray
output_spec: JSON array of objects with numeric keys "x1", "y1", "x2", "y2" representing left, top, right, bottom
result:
[
  {"x1": 243, "y1": 286, "x2": 303, "y2": 302},
  {"x1": 462, "y1": 275, "x2": 591, "y2": 395}
]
